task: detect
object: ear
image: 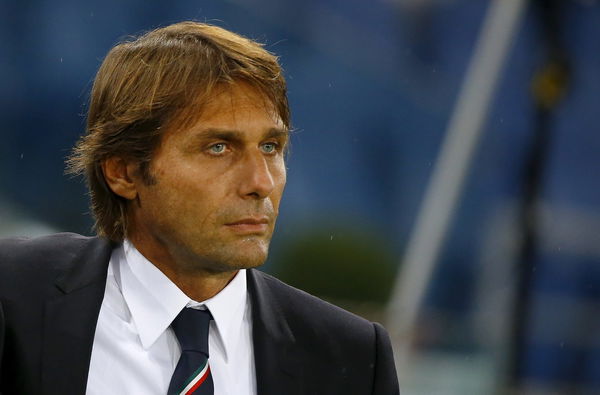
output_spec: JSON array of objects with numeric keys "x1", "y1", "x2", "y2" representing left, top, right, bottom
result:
[{"x1": 101, "y1": 157, "x2": 139, "y2": 200}]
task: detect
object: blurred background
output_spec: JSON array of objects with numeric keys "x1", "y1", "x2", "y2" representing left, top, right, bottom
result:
[{"x1": 2, "y1": 0, "x2": 600, "y2": 393}]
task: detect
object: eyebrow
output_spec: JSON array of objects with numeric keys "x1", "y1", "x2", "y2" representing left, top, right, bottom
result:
[{"x1": 191, "y1": 127, "x2": 289, "y2": 143}]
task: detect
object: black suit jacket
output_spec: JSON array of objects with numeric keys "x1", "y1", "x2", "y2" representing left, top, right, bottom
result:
[{"x1": 0, "y1": 233, "x2": 399, "y2": 394}]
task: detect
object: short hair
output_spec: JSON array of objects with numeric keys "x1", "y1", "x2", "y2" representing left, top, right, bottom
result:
[{"x1": 67, "y1": 21, "x2": 290, "y2": 242}]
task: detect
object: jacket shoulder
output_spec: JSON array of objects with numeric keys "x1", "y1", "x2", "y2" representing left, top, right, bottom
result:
[
  {"x1": 0, "y1": 232, "x2": 96, "y2": 267},
  {"x1": 249, "y1": 269, "x2": 400, "y2": 393},
  {"x1": 0, "y1": 232, "x2": 108, "y2": 295},
  {"x1": 253, "y1": 269, "x2": 376, "y2": 337}
]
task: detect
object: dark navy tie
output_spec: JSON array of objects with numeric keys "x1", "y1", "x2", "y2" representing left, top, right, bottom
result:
[{"x1": 168, "y1": 308, "x2": 214, "y2": 395}]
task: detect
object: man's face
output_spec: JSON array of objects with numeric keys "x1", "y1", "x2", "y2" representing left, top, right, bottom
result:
[{"x1": 128, "y1": 83, "x2": 287, "y2": 274}]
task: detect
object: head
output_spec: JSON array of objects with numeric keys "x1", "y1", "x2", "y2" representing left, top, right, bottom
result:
[{"x1": 68, "y1": 21, "x2": 290, "y2": 272}]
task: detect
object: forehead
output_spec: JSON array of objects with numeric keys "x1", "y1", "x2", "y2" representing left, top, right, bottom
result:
[
  {"x1": 201, "y1": 83, "x2": 280, "y2": 123},
  {"x1": 161, "y1": 83, "x2": 286, "y2": 147},
  {"x1": 169, "y1": 82, "x2": 284, "y2": 135}
]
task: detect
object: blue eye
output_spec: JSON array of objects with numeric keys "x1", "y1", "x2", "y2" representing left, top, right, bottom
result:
[
  {"x1": 261, "y1": 143, "x2": 277, "y2": 153},
  {"x1": 209, "y1": 143, "x2": 226, "y2": 154}
]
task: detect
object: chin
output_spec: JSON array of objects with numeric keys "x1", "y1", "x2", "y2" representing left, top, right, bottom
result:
[
  {"x1": 229, "y1": 247, "x2": 269, "y2": 269},
  {"x1": 236, "y1": 237, "x2": 270, "y2": 261},
  {"x1": 202, "y1": 254, "x2": 265, "y2": 274},
  {"x1": 175, "y1": 232, "x2": 271, "y2": 272},
  {"x1": 202, "y1": 241, "x2": 269, "y2": 273}
]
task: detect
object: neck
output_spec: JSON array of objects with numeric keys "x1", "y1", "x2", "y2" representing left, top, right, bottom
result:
[
  {"x1": 160, "y1": 267, "x2": 239, "y2": 302},
  {"x1": 127, "y1": 235, "x2": 238, "y2": 302}
]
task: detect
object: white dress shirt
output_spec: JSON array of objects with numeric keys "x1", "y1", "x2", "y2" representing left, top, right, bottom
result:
[{"x1": 86, "y1": 240, "x2": 256, "y2": 395}]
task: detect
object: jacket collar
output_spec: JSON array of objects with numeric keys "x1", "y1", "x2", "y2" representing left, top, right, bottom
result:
[
  {"x1": 41, "y1": 237, "x2": 303, "y2": 395},
  {"x1": 247, "y1": 269, "x2": 304, "y2": 395},
  {"x1": 53, "y1": 234, "x2": 114, "y2": 294},
  {"x1": 42, "y1": 235, "x2": 113, "y2": 395}
]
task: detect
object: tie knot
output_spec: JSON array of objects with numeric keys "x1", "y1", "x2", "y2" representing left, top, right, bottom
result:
[{"x1": 171, "y1": 307, "x2": 212, "y2": 355}]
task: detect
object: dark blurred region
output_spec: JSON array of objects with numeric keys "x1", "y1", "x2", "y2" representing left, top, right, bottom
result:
[{"x1": 2, "y1": 0, "x2": 600, "y2": 393}]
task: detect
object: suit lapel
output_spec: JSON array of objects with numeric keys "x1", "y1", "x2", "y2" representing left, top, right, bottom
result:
[
  {"x1": 247, "y1": 269, "x2": 304, "y2": 395},
  {"x1": 41, "y1": 237, "x2": 113, "y2": 395},
  {"x1": 40, "y1": 245, "x2": 298, "y2": 394}
]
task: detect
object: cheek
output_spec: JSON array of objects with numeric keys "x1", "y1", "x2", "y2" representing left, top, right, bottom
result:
[
  {"x1": 272, "y1": 158, "x2": 287, "y2": 181},
  {"x1": 277, "y1": 163, "x2": 287, "y2": 189},
  {"x1": 272, "y1": 166, "x2": 287, "y2": 206}
]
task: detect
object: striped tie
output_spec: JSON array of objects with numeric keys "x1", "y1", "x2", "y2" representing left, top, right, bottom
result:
[{"x1": 168, "y1": 308, "x2": 214, "y2": 395}]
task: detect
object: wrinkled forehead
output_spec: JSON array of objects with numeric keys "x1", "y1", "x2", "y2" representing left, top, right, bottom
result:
[{"x1": 166, "y1": 81, "x2": 284, "y2": 135}]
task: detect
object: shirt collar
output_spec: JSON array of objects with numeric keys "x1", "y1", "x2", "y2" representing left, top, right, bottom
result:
[{"x1": 117, "y1": 240, "x2": 248, "y2": 359}]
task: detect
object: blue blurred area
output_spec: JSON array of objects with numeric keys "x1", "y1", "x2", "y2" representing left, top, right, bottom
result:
[
  {"x1": 0, "y1": 0, "x2": 473, "y2": 242},
  {"x1": 2, "y1": 0, "x2": 600, "y2": 391}
]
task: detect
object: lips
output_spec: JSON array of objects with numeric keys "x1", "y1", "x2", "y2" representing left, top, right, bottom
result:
[{"x1": 225, "y1": 217, "x2": 270, "y2": 234}]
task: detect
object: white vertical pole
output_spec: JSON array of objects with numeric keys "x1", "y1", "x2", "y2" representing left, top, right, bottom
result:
[{"x1": 386, "y1": 0, "x2": 529, "y2": 373}]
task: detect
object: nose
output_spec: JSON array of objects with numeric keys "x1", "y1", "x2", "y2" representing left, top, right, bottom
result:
[{"x1": 238, "y1": 151, "x2": 276, "y2": 199}]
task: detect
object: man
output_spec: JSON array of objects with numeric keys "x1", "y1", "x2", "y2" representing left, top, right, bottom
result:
[{"x1": 0, "y1": 22, "x2": 399, "y2": 394}]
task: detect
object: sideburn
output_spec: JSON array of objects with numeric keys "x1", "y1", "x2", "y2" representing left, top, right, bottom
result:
[{"x1": 139, "y1": 160, "x2": 158, "y2": 186}]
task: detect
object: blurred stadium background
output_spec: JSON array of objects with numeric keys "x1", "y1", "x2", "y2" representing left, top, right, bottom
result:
[{"x1": 2, "y1": 0, "x2": 600, "y2": 393}]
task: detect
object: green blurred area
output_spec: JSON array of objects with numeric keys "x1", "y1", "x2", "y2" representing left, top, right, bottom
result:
[{"x1": 272, "y1": 226, "x2": 397, "y2": 314}]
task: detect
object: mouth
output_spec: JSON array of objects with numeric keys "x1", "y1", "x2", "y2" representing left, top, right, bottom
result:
[{"x1": 225, "y1": 217, "x2": 270, "y2": 234}]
